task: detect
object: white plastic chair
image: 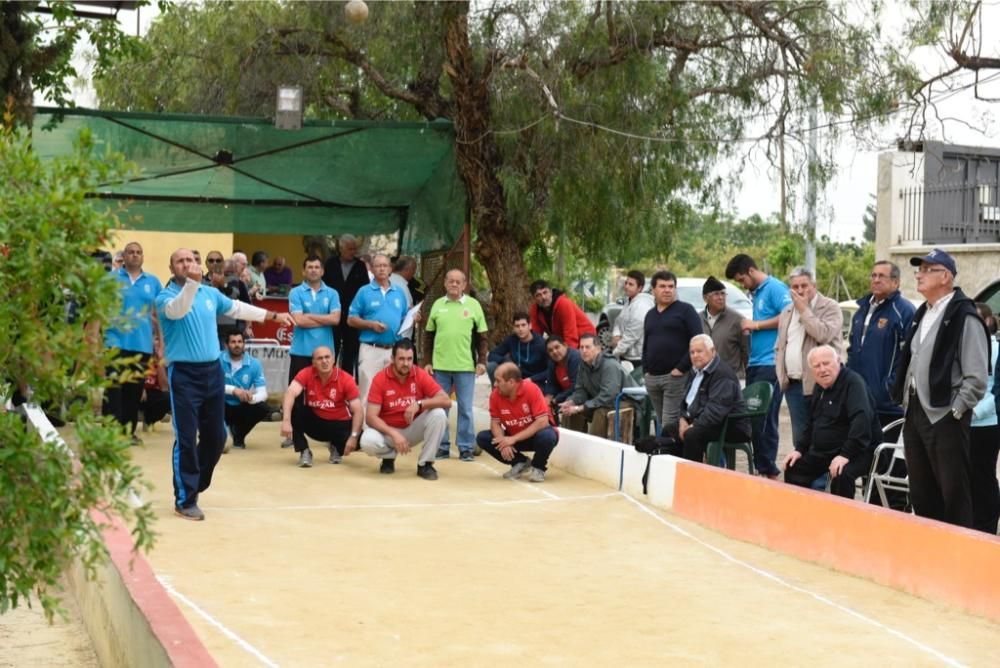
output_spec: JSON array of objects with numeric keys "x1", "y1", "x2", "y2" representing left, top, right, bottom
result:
[{"x1": 863, "y1": 417, "x2": 908, "y2": 506}]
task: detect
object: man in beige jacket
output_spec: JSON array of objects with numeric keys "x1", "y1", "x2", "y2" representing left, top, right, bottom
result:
[{"x1": 775, "y1": 267, "x2": 843, "y2": 446}]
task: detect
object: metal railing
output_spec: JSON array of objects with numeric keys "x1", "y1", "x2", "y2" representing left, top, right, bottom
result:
[{"x1": 899, "y1": 181, "x2": 1000, "y2": 244}]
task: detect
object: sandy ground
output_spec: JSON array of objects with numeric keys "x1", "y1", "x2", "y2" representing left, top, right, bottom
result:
[
  {"x1": 2, "y1": 377, "x2": 995, "y2": 666},
  {"x1": 0, "y1": 589, "x2": 99, "y2": 668},
  {"x1": 122, "y1": 410, "x2": 997, "y2": 667}
]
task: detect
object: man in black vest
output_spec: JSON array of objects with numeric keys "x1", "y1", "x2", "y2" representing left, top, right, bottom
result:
[
  {"x1": 323, "y1": 234, "x2": 370, "y2": 378},
  {"x1": 891, "y1": 249, "x2": 989, "y2": 528}
]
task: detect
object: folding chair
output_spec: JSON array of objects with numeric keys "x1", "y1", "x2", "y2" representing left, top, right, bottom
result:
[
  {"x1": 704, "y1": 381, "x2": 773, "y2": 474},
  {"x1": 863, "y1": 417, "x2": 909, "y2": 506}
]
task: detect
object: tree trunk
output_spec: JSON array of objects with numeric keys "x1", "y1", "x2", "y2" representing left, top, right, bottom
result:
[{"x1": 442, "y1": 2, "x2": 530, "y2": 343}]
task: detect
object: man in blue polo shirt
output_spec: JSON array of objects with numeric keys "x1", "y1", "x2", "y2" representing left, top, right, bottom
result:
[
  {"x1": 104, "y1": 242, "x2": 162, "y2": 445},
  {"x1": 157, "y1": 248, "x2": 293, "y2": 521},
  {"x1": 725, "y1": 253, "x2": 792, "y2": 478},
  {"x1": 220, "y1": 329, "x2": 270, "y2": 451},
  {"x1": 347, "y1": 253, "x2": 407, "y2": 407}
]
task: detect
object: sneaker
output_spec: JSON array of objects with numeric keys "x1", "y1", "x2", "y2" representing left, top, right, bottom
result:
[
  {"x1": 526, "y1": 467, "x2": 546, "y2": 483},
  {"x1": 459, "y1": 450, "x2": 475, "y2": 462},
  {"x1": 417, "y1": 462, "x2": 439, "y2": 481},
  {"x1": 435, "y1": 448, "x2": 450, "y2": 460},
  {"x1": 298, "y1": 448, "x2": 313, "y2": 468},
  {"x1": 232, "y1": 441, "x2": 246, "y2": 450},
  {"x1": 328, "y1": 446, "x2": 342, "y2": 464},
  {"x1": 380, "y1": 458, "x2": 395, "y2": 474},
  {"x1": 130, "y1": 434, "x2": 143, "y2": 446},
  {"x1": 503, "y1": 459, "x2": 531, "y2": 479},
  {"x1": 174, "y1": 504, "x2": 205, "y2": 521},
  {"x1": 281, "y1": 437, "x2": 294, "y2": 449}
]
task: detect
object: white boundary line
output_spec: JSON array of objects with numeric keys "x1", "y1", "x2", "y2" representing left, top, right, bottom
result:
[
  {"x1": 179, "y1": 492, "x2": 619, "y2": 513},
  {"x1": 156, "y1": 576, "x2": 280, "y2": 668},
  {"x1": 618, "y1": 492, "x2": 968, "y2": 668}
]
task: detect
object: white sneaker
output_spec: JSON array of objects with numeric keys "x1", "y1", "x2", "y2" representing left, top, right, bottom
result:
[{"x1": 526, "y1": 467, "x2": 545, "y2": 483}]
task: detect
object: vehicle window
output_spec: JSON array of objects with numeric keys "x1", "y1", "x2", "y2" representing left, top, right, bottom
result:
[{"x1": 977, "y1": 280, "x2": 1000, "y2": 317}]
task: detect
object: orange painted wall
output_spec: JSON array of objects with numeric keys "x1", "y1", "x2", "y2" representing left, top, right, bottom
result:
[{"x1": 671, "y1": 463, "x2": 1000, "y2": 623}]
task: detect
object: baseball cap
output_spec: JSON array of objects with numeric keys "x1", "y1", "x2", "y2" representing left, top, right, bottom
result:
[{"x1": 908, "y1": 248, "x2": 957, "y2": 276}]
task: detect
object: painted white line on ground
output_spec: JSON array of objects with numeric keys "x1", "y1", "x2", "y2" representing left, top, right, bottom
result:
[
  {"x1": 619, "y1": 493, "x2": 967, "y2": 668},
  {"x1": 156, "y1": 575, "x2": 280, "y2": 668},
  {"x1": 187, "y1": 492, "x2": 619, "y2": 513},
  {"x1": 474, "y1": 460, "x2": 560, "y2": 499}
]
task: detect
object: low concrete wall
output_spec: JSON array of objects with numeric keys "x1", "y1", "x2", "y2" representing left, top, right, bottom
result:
[
  {"x1": 66, "y1": 513, "x2": 216, "y2": 668},
  {"x1": 533, "y1": 416, "x2": 1000, "y2": 624}
]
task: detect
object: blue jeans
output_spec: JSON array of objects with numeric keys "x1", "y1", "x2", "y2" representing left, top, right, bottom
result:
[
  {"x1": 433, "y1": 370, "x2": 476, "y2": 454},
  {"x1": 746, "y1": 365, "x2": 782, "y2": 476},
  {"x1": 783, "y1": 380, "x2": 810, "y2": 449}
]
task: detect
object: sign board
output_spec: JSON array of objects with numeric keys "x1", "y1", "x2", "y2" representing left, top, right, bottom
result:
[
  {"x1": 246, "y1": 342, "x2": 291, "y2": 402},
  {"x1": 573, "y1": 280, "x2": 597, "y2": 298}
]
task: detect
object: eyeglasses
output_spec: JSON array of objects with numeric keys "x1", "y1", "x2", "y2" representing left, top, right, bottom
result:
[{"x1": 914, "y1": 267, "x2": 947, "y2": 275}]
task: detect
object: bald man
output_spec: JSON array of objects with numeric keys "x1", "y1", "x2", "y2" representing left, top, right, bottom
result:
[
  {"x1": 157, "y1": 248, "x2": 293, "y2": 521},
  {"x1": 424, "y1": 269, "x2": 489, "y2": 461},
  {"x1": 280, "y1": 346, "x2": 363, "y2": 469}
]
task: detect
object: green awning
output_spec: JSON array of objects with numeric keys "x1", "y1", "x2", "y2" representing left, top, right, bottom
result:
[{"x1": 31, "y1": 108, "x2": 466, "y2": 253}]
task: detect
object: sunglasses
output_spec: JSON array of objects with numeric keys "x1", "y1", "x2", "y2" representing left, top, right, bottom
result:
[{"x1": 206, "y1": 258, "x2": 224, "y2": 264}]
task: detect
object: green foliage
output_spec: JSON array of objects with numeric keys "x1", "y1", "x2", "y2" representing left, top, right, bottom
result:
[
  {"x1": 0, "y1": 111, "x2": 155, "y2": 620},
  {"x1": 1, "y1": 1, "x2": 150, "y2": 122},
  {"x1": 93, "y1": 1, "x2": 897, "y2": 281}
]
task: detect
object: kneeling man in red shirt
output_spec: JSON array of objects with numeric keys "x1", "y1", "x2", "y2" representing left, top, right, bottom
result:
[
  {"x1": 477, "y1": 362, "x2": 559, "y2": 483},
  {"x1": 360, "y1": 339, "x2": 452, "y2": 480}
]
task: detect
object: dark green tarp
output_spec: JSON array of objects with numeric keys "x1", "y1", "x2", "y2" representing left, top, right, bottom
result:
[{"x1": 31, "y1": 108, "x2": 466, "y2": 253}]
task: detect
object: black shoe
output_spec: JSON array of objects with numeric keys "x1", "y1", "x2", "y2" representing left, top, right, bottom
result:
[
  {"x1": 380, "y1": 458, "x2": 395, "y2": 474},
  {"x1": 233, "y1": 442, "x2": 246, "y2": 450},
  {"x1": 417, "y1": 462, "x2": 439, "y2": 481}
]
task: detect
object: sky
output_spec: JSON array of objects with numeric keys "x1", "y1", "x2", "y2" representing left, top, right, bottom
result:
[{"x1": 54, "y1": 1, "x2": 1000, "y2": 246}]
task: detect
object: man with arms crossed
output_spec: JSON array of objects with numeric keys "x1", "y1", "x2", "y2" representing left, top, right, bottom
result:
[
  {"x1": 360, "y1": 340, "x2": 452, "y2": 480},
  {"x1": 280, "y1": 346, "x2": 363, "y2": 468},
  {"x1": 157, "y1": 248, "x2": 293, "y2": 521},
  {"x1": 477, "y1": 362, "x2": 559, "y2": 483}
]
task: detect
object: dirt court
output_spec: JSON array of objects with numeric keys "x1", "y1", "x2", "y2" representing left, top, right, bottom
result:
[{"x1": 123, "y1": 417, "x2": 998, "y2": 668}]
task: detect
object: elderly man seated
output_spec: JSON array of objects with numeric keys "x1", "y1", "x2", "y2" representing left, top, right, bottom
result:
[
  {"x1": 783, "y1": 345, "x2": 880, "y2": 498},
  {"x1": 558, "y1": 333, "x2": 637, "y2": 437},
  {"x1": 665, "y1": 334, "x2": 748, "y2": 462}
]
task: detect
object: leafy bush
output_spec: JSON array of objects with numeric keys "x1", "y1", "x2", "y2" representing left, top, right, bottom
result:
[{"x1": 0, "y1": 103, "x2": 155, "y2": 620}]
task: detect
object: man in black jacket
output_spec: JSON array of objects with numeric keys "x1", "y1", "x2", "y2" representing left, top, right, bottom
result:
[
  {"x1": 666, "y1": 334, "x2": 748, "y2": 462},
  {"x1": 323, "y1": 235, "x2": 371, "y2": 377},
  {"x1": 890, "y1": 249, "x2": 989, "y2": 528},
  {"x1": 784, "y1": 345, "x2": 880, "y2": 498}
]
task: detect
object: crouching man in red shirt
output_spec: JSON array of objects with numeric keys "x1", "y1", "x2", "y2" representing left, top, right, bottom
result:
[
  {"x1": 476, "y1": 362, "x2": 560, "y2": 483},
  {"x1": 280, "y1": 346, "x2": 364, "y2": 468},
  {"x1": 360, "y1": 339, "x2": 452, "y2": 480}
]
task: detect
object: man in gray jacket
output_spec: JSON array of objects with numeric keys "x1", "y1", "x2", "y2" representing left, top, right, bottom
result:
[
  {"x1": 775, "y1": 267, "x2": 843, "y2": 446},
  {"x1": 559, "y1": 333, "x2": 637, "y2": 438},
  {"x1": 700, "y1": 276, "x2": 747, "y2": 379},
  {"x1": 891, "y1": 249, "x2": 990, "y2": 528},
  {"x1": 612, "y1": 270, "x2": 654, "y2": 372}
]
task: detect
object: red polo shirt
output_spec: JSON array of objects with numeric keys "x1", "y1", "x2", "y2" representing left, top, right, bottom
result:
[
  {"x1": 294, "y1": 366, "x2": 359, "y2": 421},
  {"x1": 489, "y1": 379, "x2": 555, "y2": 436},
  {"x1": 553, "y1": 360, "x2": 573, "y2": 392},
  {"x1": 367, "y1": 365, "x2": 443, "y2": 429}
]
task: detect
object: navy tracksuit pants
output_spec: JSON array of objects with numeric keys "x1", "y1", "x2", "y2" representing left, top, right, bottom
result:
[{"x1": 169, "y1": 361, "x2": 227, "y2": 509}]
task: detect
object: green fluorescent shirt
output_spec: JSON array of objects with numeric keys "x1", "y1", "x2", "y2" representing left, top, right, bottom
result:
[{"x1": 426, "y1": 295, "x2": 488, "y2": 372}]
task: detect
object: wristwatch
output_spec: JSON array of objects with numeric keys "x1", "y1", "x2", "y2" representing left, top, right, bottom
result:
[
  {"x1": 350, "y1": 431, "x2": 359, "y2": 438},
  {"x1": 416, "y1": 400, "x2": 423, "y2": 410},
  {"x1": 952, "y1": 407, "x2": 964, "y2": 420}
]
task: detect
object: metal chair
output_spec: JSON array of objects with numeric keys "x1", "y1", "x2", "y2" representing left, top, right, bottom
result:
[
  {"x1": 613, "y1": 386, "x2": 657, "y2": 443},
  {"x1": 704, "y1": 381, "x2": 774, "y2": 474},
  {"x1": 863, "y1": 417, "x2": 908, "y2": 506}
]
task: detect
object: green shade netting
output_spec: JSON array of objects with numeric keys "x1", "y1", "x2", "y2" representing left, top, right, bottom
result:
[{"x1": 31, "y1": 108, "x2": 466, "y2": 253}]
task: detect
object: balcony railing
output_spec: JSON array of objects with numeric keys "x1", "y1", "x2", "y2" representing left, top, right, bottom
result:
[{"x1": 900, "y1": 181, "x2": 1000, "y2": 244}]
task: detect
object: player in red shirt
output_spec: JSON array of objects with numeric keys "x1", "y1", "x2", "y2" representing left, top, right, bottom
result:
[
  {"x1": 280, "y1": 346, "x2": 363, "y2": 468},
  {"x1": 360, "y1": 339, "x2": 452, "y2": 479},
  {"x1": 476, "y1": 362, "x2": 559, "y2": 483}
]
